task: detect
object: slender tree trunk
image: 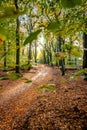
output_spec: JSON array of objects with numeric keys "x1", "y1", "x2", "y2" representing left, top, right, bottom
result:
[
  {"x1": 83, "y1": 33, "x2": 87, "y2": 68},
  {"x1": 49, "y1": 51, "x2": 52, "y2": 65},
  {"x1": 58, "y1": 36, "x2": 65, "y2": 76},
  {"x1": 22, "y1": 49, "x2": 24, "y2": 56},
  {"x1": 15, "y1": 17, "x2": 20, "y2": 73},
  {"x1": 83, "y1": 33, "x2": 87, "y2": 80},
  {"x1": 15, "y1": 0, "x2": 20, "y2": 73},
  {"x1": 35, "y1": 41, "x2": 37, "y2": 63},
  {"x1": 43, "y1": 50, "x2": 46, "y2": 64},
  {"x1": 3, "y1": 41, "x2": 7, "y2": 71},
  {"x1": 26, "y1": 18, "x2": 33, "y2": 68},
  {"x1": 61, "y1": 59, "x2": 65, "y2": 75},
  {"x1": 49, "y1": 42, "x2": 53, "y2": 66},
  {"x1": 43, "y1": 44, "x2": 47, "y2": 64},
  {"x1": 47, "y1": 54, "x2": 50, "y2": 65},
  {"x1": 28, "y1": 44, "x2": 32, "y2": 70},
  {"x1": 58, "y1": 37, "x2": 62, "y2": 66},
  {"x1": 8, "y1": 41, "x2": 11, "y2": 55}
]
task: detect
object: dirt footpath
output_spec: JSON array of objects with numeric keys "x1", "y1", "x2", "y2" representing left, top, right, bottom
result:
[
  {"x1": 0, "y1": 64, "x2": 54, "y2": 130},
  {"x1": 0, "y1": 64, "x2": 87, "y2": 130}
]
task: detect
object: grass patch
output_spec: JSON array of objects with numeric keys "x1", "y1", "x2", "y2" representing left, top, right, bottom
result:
[
  {"x1": 21, "y1": 64, "x2": 32, "y2": 70},
  {"x1": 73, "y1": 68, "x2": 87, "y2": 80},
  {"x1": 0, "y1": 72, "x2": 21, "y2": 81},
  {"x1": 21, "y1": 77, "x2": 32, "y2": 83},
  {"x1": 21, "y1": 77, "x2": 28, "y2": 80},
  {"x1": 25, "y1": 80, "x2": 32, "y2": 83},
  {"x1": 37, "y1": 84, "x2": 56, "y2": 91},
  {"x1": 0, "y1": 85, "x2": 3, "y2": 89}
]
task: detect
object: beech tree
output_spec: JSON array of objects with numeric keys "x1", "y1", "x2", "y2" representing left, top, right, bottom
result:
[
  {"x1": 14, "y1": 0, "x2": 20, "y2": 73},
  {"x1": 0, "y1": 0, "x2": 87, "y2": 77}
]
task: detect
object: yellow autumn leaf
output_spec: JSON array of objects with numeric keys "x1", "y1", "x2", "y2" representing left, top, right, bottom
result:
[
  {"x1": 0, "y1": 34, "x2": 6, "y2": 42},
  {"x1": 0, "y1": 50, "x2": 4, "y2": 54},
  {"x1": 55, "y1": 52, "x2": 67, "y2": 58},
  {"x1": 71, "y1": 49, "x2": 81, "y2": 57}
]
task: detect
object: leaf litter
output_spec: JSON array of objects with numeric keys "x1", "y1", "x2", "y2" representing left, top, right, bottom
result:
[{"x1": 0, "y1": 65, "x2": 87, "y2": 130}]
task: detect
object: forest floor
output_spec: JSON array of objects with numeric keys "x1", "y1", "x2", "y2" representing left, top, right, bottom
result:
[{"x1": 0, "y1": 64, "x2": 87, "y2": 130}]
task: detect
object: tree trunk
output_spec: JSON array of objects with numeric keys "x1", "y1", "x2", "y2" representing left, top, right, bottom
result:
[
  {"x1": 15, "y1": 18, "x2": 20, "y2": 73},
  {"x1": 3, "y1": 41, "x2": 7, "y2": 71},
  {"x1": 61, "y1": 59, "x2": 65, "y2": 76},
  {"x1": 35, "y1": 41, "x2": 37, "y2": 63},
  {"x1": 49, "y1": 42, "x2": 53, "y2": 66},
  {"x1": 43, "y1": 50, "x2": 46, "y2": 64},
  {"x1": 58, "y1": 36, "x2": 65, "y2": 76},
  {"x1": 47, "y1": 53, "x2": 50, "y2": 65},
  {"x1": 83, "y1": 33, "x2": 87, "y2": 68},
  {"x1": 8, "y1": 41, "x2": 11, "y2": 55},
  {"x1": 83, "y1": 33, "x2": 87, "y2": 80},
  {"x1": 28, "y1": 44, "x2": 32, "y2": 70},
  {"x1": 27, "y1": 18, "x2": 33, "y2": 68},
  {"x1": 15, "y1": 0, "x2": 20, "y2": 73},
  {"x1": 49, "y1": 51, "x2": 52, "y2": 65}
]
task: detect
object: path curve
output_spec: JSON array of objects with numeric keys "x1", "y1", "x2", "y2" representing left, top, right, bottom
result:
[
  {"x1": 0, "y1": 64, "x2": 54, "y2": 130},
  {"x1": 0, "y1": 65, "x2": 48, "y2": 105}
]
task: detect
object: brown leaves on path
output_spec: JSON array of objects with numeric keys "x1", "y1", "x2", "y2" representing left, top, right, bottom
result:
[{"x1": 0, "y1": 65, "x2": 87, "y2": 130}]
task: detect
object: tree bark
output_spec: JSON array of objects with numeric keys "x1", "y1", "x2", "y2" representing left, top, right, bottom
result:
[
  {"x1": 28, "y1": 43, "x2": 32, "y2": 70},
  {"x1": 15, "y1": 0, "x2": 20, "y2": 73},
  {"x1": 28, "y1": 44, "x2": 32, "y2": 62},
  {"x1": 83, "y1": 33, "x2": 87, "y2": 80},
  {"x1": 35, "y1": 41, "x2": 37, "y2": 63},
  {"x1": 3, "y1": 41, "x2": 7, "y2": 71},
  {"x1": 43, "y1": 50, "x2": 46, "y2": 64},
  {"x1": 15, "y1": 17, "x2": 20, "y2": 73},
  {"x1": 58, "y1": 36, "x2": 65, "y2": 76},
  {"x1": 83, "y1": 33, "x2": 87, "y2": 68}
]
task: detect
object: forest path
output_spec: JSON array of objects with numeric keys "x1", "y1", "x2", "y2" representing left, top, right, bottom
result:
[
  {"x1": 0, "y1": 64, "x2": 48, "y2": 105},
  {"x1": 0, "y1": 64, "x2": 87, "y2": 130},
  {"x1": 0, "y1": 64, "x2": 57, "y2": 130}
]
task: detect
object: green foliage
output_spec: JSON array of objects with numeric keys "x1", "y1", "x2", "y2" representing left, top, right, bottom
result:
[
  {"x1": 0, "y1": 27, "x2": 7, "y2": 41},
  {"x1": 61, "y1": 0, "x2": 75, "y2": 8},
  {"x1": 74, "y1": 68, "x2": 87, "y2": 77},
  {"x1": 0, "y1": 72, "x2": 21, "y2": 80},
  {"x1": 60, "y1": 0, "x2": 82, "y2": 8},
  {"x1": 21, "y1": 76, "x2": 32, "y2": 82},
  {"x1": 21, "y1": 77, "x2": 32, "y2": 83},
  {"x1": 0, "y1": 0, "x2": 10, "y2": 5},
  {"x1": 55, "y1": 52, "x2": 67, "y2": 60},
  {"x1": 75, "y1": 0, "x2": 83, "y2": 5},
  {"x1": 0, "y1": 33, "x2": 6, "y2": 42},
  {"x1": 62, "y1": 44, "x2": 82, "y2": 57},
  {"x1": 0, "y1": 0, "x2": 84, "y2": 73},
  {"x1": 0, "y1": 5, "x2": 26, "y2": 19},
  {"x1": 71, "y1": 49, "x2": 82, "y2": 57},
  {"x1": 25, "y1": 79, "x2": 32, "y2": 83},
  {"x1": 47, "y1": 21, "x2": 60, "y2": 32},
  {"x1": 37, "y1": 84, "x2": 56, "y2": 91},
  {"x1": 0, "y1": 27, "x2": 7, "y2": 36},
  {"x1": 21, "y1": 64, "x2": 32, "y2": 70},
  {"x1": 21, "y1": 77, "x2": 28, "y2": 80},
  {"x1": 65, "y1": 64, "x2": 78, "y2": 69},
  {"x1": 62, "y1": 44, "x2": 72, "y2": 51},
  {"x1": 24, "y1": 29, "x2": 42, "y2": 45}
]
